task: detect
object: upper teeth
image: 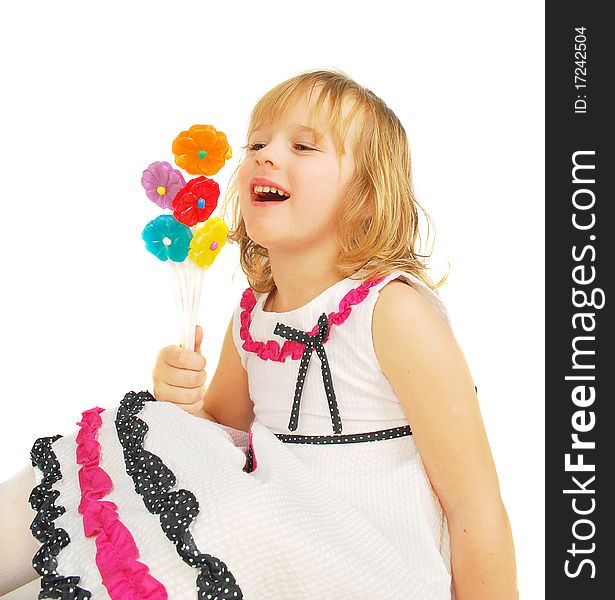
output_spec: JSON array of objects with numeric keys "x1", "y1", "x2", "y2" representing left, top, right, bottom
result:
[{"x1": 254, "y1": 185, "x2": 289, "y2": 197}]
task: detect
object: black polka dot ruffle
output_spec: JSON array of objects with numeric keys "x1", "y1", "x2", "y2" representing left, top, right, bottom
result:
[
  {"x1": 29, "y1": 436, "x2": 92, "y2": 599},
  {"x1": 115, "y1": 391, "x2": 243, "y2": 600},
  {"x1": 274, "y1": 313, "x2": 342, "y2": 434}
]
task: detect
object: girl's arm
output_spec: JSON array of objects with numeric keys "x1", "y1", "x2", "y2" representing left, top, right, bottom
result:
[
  {"x1": 0, "y1": 467, "x2": 39, "y2": 595},
  {"x1": 199, "y1": 316, "x2": 254, "y2": 431},
  {"x1": 372, "y1": 280, "x2": 518, "y2": 600}
]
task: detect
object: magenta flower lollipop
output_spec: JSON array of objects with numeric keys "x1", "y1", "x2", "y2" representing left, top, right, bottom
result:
[{"x1": 141, "y1": 161, "x2": 186, "y2": 209}]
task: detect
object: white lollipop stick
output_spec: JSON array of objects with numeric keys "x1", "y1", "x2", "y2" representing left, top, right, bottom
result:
[
  {"x1": 172, "y1": 260, "x2": 187, "y2": 350},
  {"x1": 186, "y1": 260, "x2": 196, "y2": 352},
  {"x1": 181, "y1": 260, "x2": 190, "y2": 350},
  {"x1": 194, "y1": 265, "x2": 204, "y2": 341},
  {"x1": 189, "y1": 261, "x2": 198, "y2": 352},
  {"x1": 169, "y1": 261, "x2": 184, "y2": 346},
  {"x1": 192, "y1": 262, "x2": 205, "y2": 352},
  {"x1": 164, "y1": 227, "x2": 213, "y2": 351}
]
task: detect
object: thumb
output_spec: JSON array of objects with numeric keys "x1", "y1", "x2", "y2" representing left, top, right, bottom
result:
[{"x1": 194, "y1": 325, "x2": 203, "y2": 354}]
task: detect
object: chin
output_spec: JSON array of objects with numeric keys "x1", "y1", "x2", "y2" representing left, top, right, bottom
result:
[
  {"x1": 244, "y1": 219, "x2": 325, "y2": 254},
  {"x1": 246, "y1": 228, "x2": 311, "y2": 254},
  {"x1": 243, "y1": 224, "x2": 278, "y2": 250}
]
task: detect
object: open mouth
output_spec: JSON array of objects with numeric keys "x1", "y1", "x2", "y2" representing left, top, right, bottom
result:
[{"x1": 251, "y1": 184, "x2": 291, "y2": 203}]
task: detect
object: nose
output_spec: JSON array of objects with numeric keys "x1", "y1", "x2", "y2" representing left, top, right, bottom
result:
[
  {"x1": 256, "y1": 155, "x2": 273, "y2": 167},
  {"x1": 255, "y1": 144, "x2": 276, "y2": 167}
]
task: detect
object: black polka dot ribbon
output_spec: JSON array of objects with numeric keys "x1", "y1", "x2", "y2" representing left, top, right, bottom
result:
[
  {"x1": 274, "y1": 313, "x2": 342, "y2": 434},
  {"x1": 275, "y1": 424, "x2": 412, "y2": 445}
]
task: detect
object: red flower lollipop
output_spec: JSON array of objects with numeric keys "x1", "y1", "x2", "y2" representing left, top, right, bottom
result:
[{"x1": 172, "y1": 176, "x2": 219, "y2": 227}]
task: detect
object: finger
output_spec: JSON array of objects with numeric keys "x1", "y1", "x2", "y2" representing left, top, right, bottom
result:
[
  {"x1": 153, "y1": 381, "x2": 205, "y2": 408},
  {"x1": 181, "y1": 399, "x2": 205, "y2": 416},
  {"x1": 163, "y1": 391, "x2": 204, "y2": 416},
  {"x1": 154, "y1": 360, "x2": 206, "y2": 389},
  {"x1": 195, "y1": 325, "x2": 203, "y2": 354},
  {"x1": 161, "y1": 345, "x2": 206, "y2": 371}
]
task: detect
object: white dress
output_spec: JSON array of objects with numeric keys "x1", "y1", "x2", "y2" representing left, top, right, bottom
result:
[{"x1": 27, "y1": 269, "x2": 454, "y2": 599}]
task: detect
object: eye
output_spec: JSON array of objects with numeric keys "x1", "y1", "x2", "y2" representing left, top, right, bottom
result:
[{"x1": 242, "y1": 142, "x2": 315, "y2": 153}]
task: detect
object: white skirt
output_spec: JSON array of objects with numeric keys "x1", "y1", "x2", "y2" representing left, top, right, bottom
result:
[{"x1": 29, "y1": 392, "x2": 452, "y2": 599}]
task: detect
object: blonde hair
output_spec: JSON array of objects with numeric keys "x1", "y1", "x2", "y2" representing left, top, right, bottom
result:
[{"x1": 223, "y1": 68, "x2": 447, "y2": 292}]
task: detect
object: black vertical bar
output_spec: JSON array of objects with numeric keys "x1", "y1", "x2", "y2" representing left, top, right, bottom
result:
[{"x1": 546, "y1": 2, "x2": 613, "y2": 598}]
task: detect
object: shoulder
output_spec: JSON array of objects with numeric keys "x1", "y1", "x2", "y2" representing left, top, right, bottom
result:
[
  {"x1": 372, "y1": 278, "x2": 467, "y2": 397},
  {"x1": 373, "y1": 278, "x2": 451, "y2": 346},
  {"x1": 375, "y1": 278, "x2": 429, "y2": 310}
]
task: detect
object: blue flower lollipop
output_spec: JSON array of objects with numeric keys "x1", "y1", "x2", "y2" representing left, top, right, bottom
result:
[{"x1": 141, "y1": 215, "x2": 192, "y2": 262}]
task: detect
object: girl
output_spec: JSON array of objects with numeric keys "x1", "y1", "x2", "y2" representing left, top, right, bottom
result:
[
  {"x1": 1, "y1": 69, "x2": 517, "y2": 599},
  {"x1": 154, "y1": 69, "x2": 518, "y2": 598}
]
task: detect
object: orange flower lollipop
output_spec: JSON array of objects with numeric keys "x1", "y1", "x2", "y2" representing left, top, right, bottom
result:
[{"x1": 172, "y1": 124, "x2": 232, "y2": 176}]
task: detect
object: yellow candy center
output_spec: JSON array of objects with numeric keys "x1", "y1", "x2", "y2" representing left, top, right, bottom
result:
[{"x1": 157, "y1": 186, "x2": 166, "y2": 196}]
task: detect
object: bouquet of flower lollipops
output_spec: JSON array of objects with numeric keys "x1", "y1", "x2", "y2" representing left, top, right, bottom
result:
[{"x1": 140, "y1": 124, "x2": 231, "y2": 351}]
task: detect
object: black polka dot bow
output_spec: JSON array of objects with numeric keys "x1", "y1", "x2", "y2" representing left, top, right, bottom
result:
[{"x1": 274, "y1": 313, "x2": 342, "y2": 434}]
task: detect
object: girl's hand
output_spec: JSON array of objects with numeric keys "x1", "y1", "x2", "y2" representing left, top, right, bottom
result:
[{"x1": 152, "y1": 325, "x2": 208, "y2": 416}]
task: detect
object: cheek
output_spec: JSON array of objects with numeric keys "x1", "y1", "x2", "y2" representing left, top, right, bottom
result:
[
  {"x1": 237, "y1": 159, "x2": 249, "y2": 187},
  {"x1": 304, "y1": 173, "x2": 342, "y2": 212},
  {"x1": 237, "y1": 161, "x2": 253, "y2": 203}
]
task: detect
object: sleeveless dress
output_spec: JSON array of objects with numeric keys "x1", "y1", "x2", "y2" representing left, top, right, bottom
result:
[{"x1": 26, "y1": 269, "x2": 454, "y2": 600}]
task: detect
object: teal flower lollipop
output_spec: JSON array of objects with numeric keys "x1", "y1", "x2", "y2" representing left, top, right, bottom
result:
[{"x1": 141, "y1": 215, "x2": 192, "y2": 262}]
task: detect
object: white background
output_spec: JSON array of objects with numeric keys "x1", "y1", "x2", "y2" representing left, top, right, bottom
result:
[{"x1": 0, "y1": 1, "x2": 544, "y2": 596}]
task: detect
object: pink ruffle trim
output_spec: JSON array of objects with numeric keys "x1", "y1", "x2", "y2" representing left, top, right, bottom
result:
[
  {"x1": 239, "y1": 276, "x2": 386, "y2": 362},
  {"x1": 76, "y1": 407, "x2": 167, "y2": 599}
]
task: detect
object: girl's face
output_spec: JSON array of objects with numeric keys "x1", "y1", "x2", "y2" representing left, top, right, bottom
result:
[{"x1": 237, "y1": 93, "x2": 356, "y2": 255}]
